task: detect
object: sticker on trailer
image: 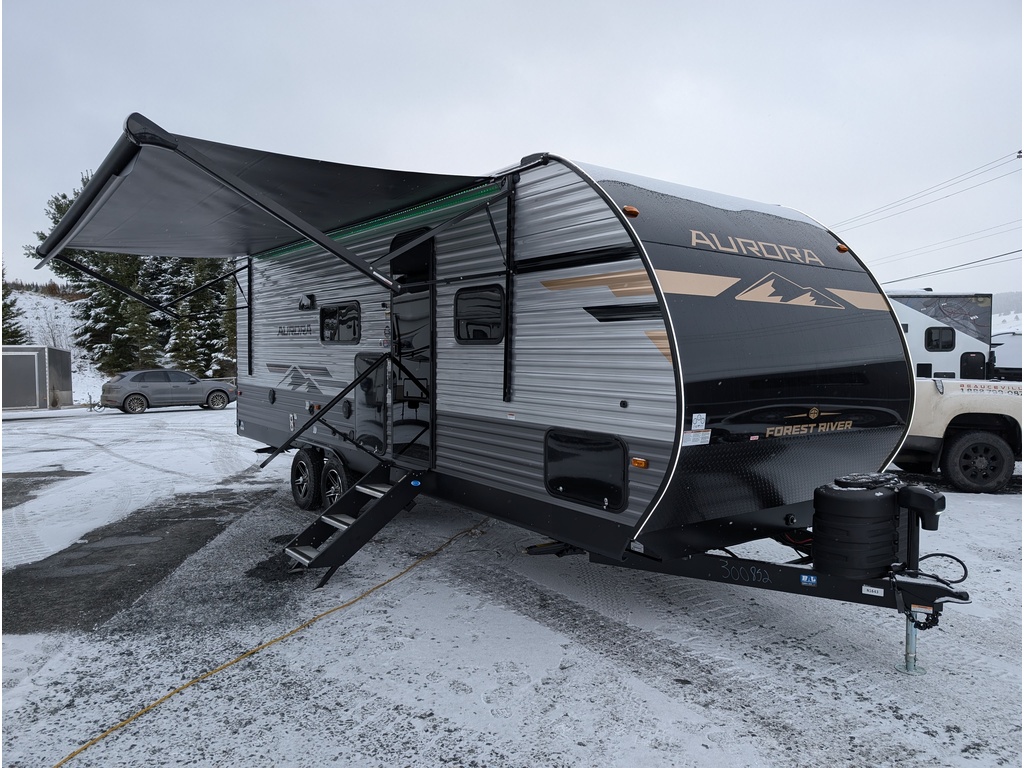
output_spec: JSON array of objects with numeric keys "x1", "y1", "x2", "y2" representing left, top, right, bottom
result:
[
  {"x1": 692, "y1": 412, "x2": 707, "y2": 430},
  {"x1": 862, "y1": 585, "x2": 885, "y2": 597},
  {"x1": 682, "y1": 430, "x2": 711, "y2": 447},
  {"x1": 800, "y1": 574, "x2": 817, "y2": 588}
]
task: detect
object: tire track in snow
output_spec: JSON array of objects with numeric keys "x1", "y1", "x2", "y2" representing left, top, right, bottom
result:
[{"x1": 423, "y1": 520, "x2": 1018, "y2": 768}]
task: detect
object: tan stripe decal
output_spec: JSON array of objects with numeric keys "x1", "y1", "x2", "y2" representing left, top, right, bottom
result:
[
  {"x1": 827, "y1": 288, "x2": 891, "y2": 311},
  {"x1": 645, "y1": 330, "x2": 673, "y2": 362},
  {"x1": 542, "y1": 270, "x2": 654, "y2": 297},
  {"x1": 655, "y1": 269, "x2": 741, "y2": 297}
]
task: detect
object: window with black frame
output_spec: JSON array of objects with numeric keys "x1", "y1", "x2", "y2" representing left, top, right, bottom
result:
[
  {"x1": 924, "y1": 326, "x2": 955, "y2": 352},
  {"x1": 454, "y1": 285, "x2": 505, "y2": 343},
  {"x1": 320, "y1": 302, "x2": 361, "y2": 343}
]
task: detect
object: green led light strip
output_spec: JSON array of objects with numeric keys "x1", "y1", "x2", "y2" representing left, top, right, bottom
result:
[{"x1": 255, "y1": 182, "x2": 504, "y2": 262}]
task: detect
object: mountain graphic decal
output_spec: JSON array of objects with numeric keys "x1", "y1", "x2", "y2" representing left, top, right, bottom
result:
[
  {"x1": 265, "y1": 363, "x2": 343, "y2": 394},
  {"x1": 735, "y1": 273, "x2": 844, "y2": 309}
]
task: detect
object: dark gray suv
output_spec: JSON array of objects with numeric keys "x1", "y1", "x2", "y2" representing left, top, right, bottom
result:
[{"x1": 101, "y1": 369, "x2": 236, "y2": 414}]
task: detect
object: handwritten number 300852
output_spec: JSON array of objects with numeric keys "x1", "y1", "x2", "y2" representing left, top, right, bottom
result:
[{"x1": 720, "y1": 560, "x2": 772, "y2": 585}]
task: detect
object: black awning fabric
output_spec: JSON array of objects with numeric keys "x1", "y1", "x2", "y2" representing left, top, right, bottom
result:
[{"x1": 36, "y1": 113, "x2": 485, "y2": 262}]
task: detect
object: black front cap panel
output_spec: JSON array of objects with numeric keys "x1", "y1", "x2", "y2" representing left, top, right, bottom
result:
[{"x1": 597, "y1": 182, "x2": 912, "y2": 529}]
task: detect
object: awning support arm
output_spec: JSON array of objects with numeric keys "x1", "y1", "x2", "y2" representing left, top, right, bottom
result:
[
  {"x1": 51, "y1": 254, "x2": 181, "y2": 320},
  {"x1": 124, "y1": 114, "x2": 402, "y2": 295},
  {"x1": 50, "y1": 255, "x2": 251, "y2": 321},
  {"x1": 166, "y1": 262, "x2": 250, "y2": 307}
]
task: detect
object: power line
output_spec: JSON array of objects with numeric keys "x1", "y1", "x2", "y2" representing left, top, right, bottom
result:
[
  {"x1": 830, "y1": 151, "x2": 1021, "y2": 229},
  {"x1": 880, "y1": 249, "x2": 1022, "y2": 285},
  {"x1": 838, "y1": 168, "x2": 1021, "y2": 232},
  {"x1": 867, "y1": 220, "x2": 1022, "y2": 266}
]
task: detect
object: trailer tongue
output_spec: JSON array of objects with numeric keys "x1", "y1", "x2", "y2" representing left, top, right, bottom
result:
[{"x1": 36, "y1": 113, "x2": 971, "y2": 671}]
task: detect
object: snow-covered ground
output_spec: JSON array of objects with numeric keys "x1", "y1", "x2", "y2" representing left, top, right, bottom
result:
[{"x1": 1, "y1": 407, "x2": 1020, "y2": 767}]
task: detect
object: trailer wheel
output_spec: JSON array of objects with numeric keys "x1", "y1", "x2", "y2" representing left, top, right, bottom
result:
[
  {"x1": 123, "y1": 394, "x2": 148, "y2": 414},
  {"x1": 321, "y1": 455, "x2": 351, "y2": 509},
  {"x1": 206, "y1": 390, "x2": 229, "y2": 410},
  {"x1": 941, "y1": 431, "x2": 1014, "y2": 493},
  {"x1": 290, "y1": 448, "x2": 323, "y2": 510}
]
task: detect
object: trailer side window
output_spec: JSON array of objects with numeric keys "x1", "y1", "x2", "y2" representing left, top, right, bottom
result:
[
  {"x1": 924, "y1": 327, "x2": 954, "y2": 352},
  {"x1": 454, "y1": 286, "x2": 505, "y2": 344},
  {"x1": 544, "y1": 429, "x2": 627, "y2": 512},
  {"x1": 320, "y1": 302, "x2": 361, "y2": 344}
]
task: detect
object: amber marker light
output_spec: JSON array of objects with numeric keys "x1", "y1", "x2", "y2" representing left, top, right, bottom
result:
[
  {"x1": 836, "y1": 243, "x2": 850, "y2": 252},
  {"x1": 631, "y1": 457, "x2": 650, "y2": 469},
  {"x1": 623, "y1": 205, "x2": 640, "y2": 218}
]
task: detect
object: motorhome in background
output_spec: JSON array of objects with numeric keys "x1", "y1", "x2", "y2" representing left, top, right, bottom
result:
[
  {"x1": 33, "y1": 114, "x2": 970, "y2": 654},
  {"x1": 887, "y1": 291, "x2": 992, "y2": 380}
]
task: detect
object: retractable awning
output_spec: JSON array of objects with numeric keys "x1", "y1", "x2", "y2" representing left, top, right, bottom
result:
[{"x1": 36, "y1": 113, "x2": 488, "y2": 292}]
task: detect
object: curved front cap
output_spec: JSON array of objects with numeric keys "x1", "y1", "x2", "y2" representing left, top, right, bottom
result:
[{"x1": 580, "y1": 165, "x2": 912, "y2": 535}]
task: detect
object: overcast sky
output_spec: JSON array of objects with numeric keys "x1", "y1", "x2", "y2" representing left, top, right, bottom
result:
[{"x1": 3, "y1": 1, "x2": 1021, "y2": 296}]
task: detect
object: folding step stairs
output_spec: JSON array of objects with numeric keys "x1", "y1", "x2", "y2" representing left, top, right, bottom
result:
[{"x1": 284, "y1": 462, "x2": 429, "y2": 588}]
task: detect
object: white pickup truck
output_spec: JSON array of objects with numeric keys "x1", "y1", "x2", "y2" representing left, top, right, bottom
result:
[{"x1": 894, "y1": 378, "x2": 1022, "y2": 492}]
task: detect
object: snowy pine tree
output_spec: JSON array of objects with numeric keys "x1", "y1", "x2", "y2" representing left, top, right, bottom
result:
[{"x1": 2, "y1": 267, "x2": 31, "y2": 345}]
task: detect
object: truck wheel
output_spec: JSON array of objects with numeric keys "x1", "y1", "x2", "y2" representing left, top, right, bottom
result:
[
  {"x1": 290, "y1": 448, "x2": 323, "y2": 510},
  {"x1": 941, "y1": 431, "x2": 1014, "y2": 493}
]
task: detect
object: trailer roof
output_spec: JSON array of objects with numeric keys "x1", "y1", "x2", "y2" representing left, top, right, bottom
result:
[{"x1": 35, "y1": 113, "x2": 485, "y2": 265}]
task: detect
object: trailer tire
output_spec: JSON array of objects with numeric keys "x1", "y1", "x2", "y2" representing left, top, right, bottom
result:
[
  {"x1": 123, "y1": 394, "x2": 148, "y2": 414},
  {"x1": 321, "y1": 455, "x2": 351, "y2": 509},
  {"x1": 290, "y1": 448, "x2": 323, "y2": 510},
  {"x1": 206, "y1": 390, "x2": 230, "y2": 410},
  {"x1": 941, "y1": 431, "x2": 1015, "y2": 493}
]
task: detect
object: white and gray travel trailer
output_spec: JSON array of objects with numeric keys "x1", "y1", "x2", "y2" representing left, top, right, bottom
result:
[
  {"x1": 36, "y1": 114, "x2": 969, "y2": 664},
  {"x1": 887, "y1": 291, "x2": 993, "y2": 380}
]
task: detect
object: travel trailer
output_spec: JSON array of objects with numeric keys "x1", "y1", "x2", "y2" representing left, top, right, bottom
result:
[
  {"x1": 36, "y1": 114, "x2": 969, "y2": 665},
  {"x1": 887, "y1": 291, "x2": 993, "y2": 380}
]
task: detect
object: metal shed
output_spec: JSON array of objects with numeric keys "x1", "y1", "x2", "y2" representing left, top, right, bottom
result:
[{"x1": 2, "y1": 346, "x2": 73, "y2": 409}]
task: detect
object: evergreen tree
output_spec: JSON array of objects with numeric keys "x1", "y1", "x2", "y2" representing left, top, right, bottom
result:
[
  {"x1": 212, "y1": 277, "x2": 238, "y2": 378},
  {"x1": 2, "y1": 267, "x2": 31, "y2": 344},
  {"x1": 164, "y1": 307, "x2": 201, "y2": 373}
]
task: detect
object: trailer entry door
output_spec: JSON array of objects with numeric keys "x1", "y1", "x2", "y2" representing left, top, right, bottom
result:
[{"x1": 390, "y1": 231, "x2": 435, "y2": 468}]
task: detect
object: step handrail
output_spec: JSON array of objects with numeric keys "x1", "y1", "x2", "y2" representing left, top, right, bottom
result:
[
  {"x1": 257, "y1": 351, "x2": 432, "y2": 469},
  {"x1": 258, "y1": 353, "x2": 390, "y2": 469}
]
